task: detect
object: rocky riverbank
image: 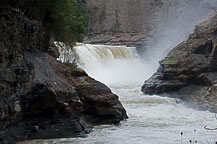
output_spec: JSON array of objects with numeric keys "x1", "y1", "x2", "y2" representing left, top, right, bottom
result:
[
  {"x1": 83, "y1": 32, "x2": 150, "y2": 49},
  {"x1": 142, "y1": 12, "x2": 217, "y2": 112},
  {"x1": 0, "y1": 1, "x2": 127, "y2": 143}
]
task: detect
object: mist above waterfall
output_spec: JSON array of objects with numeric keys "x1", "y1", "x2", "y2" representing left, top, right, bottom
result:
[{"x1": 143, "y1": 0, "x2": 217, "y2": 66}]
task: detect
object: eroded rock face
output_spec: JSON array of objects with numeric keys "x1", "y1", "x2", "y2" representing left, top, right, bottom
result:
[
  {"x1": 0, "y1": 2, "x2": 127, "y2": 144},
  {"x1": 142, "y1": 13, "x2": 217, "y2": 112}
]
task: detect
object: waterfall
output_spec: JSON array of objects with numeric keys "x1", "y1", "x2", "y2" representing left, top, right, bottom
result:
[
  {"x1": 72, "y1": 43, "x2": 155, "y2": 84},
  {"x1": 74, "y1": 43, "x2": 136, "y2": 65}
]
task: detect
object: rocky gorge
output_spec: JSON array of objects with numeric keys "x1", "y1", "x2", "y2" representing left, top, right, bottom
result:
[
  {"x1": 2, "y1": 0, "x2": 217, "y2": 143},
  {"x1": 0, "y1": 1, "x2": 127, "y2": 143},
  {"x1": 142, "y1": 12, "x2": 217, "y2": 112}
]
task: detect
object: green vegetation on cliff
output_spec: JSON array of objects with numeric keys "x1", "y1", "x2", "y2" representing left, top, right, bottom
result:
[{"x1": 44, "y1": 0, "x2": 88, "y2": 44}]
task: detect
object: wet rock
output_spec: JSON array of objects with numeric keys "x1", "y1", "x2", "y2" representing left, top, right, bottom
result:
[
  {"x1": 75, "y1": 76, "x2": 128, "y2": 124},
  {"x1": 83, "y1": 32, "x2": 150, "y2": 49},
  {"x1": 47, "y1": 36, "x2": 60, "y2": 58},
  {"x1": 14, "y1": 103, "x2": 21, "y2": 112},
  {"x1": 142, "y1": 12, "x2": 217, "y2": 112},
  {"x1": 32, "y1": 126, "x2": 39, "y2": 133},
  {"x1": 24, "y1": 52, "x2": 127, "y2": 122}
]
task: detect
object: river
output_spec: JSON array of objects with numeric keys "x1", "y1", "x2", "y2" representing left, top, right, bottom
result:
[{"x1": 22, "y1": 43, "x2": 217, "y2": 144}]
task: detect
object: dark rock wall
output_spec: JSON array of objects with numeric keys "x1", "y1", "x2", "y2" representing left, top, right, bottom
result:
[
  {"x1": 0, "y1": 0, "x2": 50, "y2": 125},
  {"x1": 0, "y1": 1, "x2": 127, "y2": 143},
  {"x1": 142, "y1": 13, "x2": 217, "y2": 112}
]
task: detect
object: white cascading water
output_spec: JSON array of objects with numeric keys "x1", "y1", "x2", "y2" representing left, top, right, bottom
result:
[
  {"x1": 74, "y1": 43, "x2": 156, "y2": 84},
  {"x1": 25, "y1": 43, "x2": 217, "y2": 144}
]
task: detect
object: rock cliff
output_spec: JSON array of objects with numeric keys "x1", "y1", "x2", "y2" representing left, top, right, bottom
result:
[
  {"x1": 0, "y1": 1, "x2": 127, "y2": 143},
  {"x1": 142, "y1": 12, "x2": 217, "y2": 112}
]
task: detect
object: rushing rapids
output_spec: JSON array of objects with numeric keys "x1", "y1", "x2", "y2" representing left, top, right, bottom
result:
[{"x1": 22, "y1": 44, "x2": 217, "y2": 144}]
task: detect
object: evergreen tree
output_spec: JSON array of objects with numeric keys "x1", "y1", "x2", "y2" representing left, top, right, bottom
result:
[{"x1": 44, "y1": 0, "x2": 88, "y2": 44}]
